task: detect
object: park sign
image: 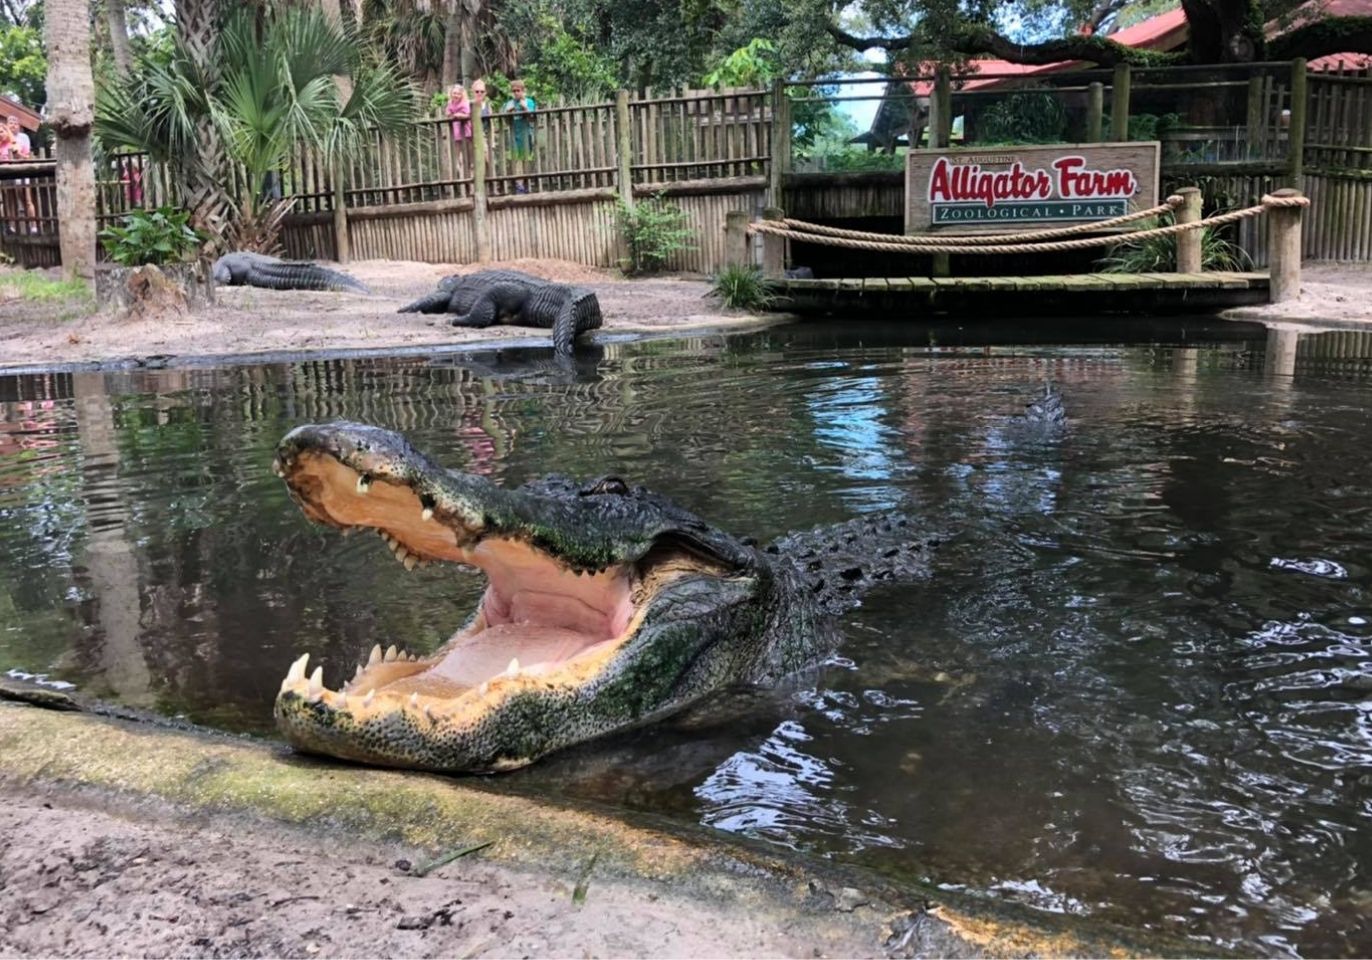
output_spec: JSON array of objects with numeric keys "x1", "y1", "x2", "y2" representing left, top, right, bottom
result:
[{"x1": 905, "y1": 142, "x2": 1161, "y2": 234}]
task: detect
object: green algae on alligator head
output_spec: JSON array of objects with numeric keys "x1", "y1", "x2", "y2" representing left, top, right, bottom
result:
[{"x1": 271, "y1": 421, "x2": 932, "y2": 774}]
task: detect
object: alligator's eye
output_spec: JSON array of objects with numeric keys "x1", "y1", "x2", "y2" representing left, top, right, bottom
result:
[{"x1": 581, "y1": 476, "x2": 629, "y2": 497}]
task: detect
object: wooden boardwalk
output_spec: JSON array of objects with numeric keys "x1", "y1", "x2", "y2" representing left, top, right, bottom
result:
[{"x1": 772, "y1": 271, "x2": 1271, "y2": 315}]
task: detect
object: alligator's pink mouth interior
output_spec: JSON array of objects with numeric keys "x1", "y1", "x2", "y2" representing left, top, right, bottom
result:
[{"x1": 284, "y1": 452, "x2": 642, "y2": 698}]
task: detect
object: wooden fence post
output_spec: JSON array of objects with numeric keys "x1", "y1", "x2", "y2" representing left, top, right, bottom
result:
[
  {"x1": 615, "y1": 89, "x2": 634, "y2": 210},
  {"x1": 1245, "y1": 75, "x2": 1264, "y2": 158},
  {"x1": 1110, "y1": 63, "x2": 1131, "y2": 142},
  {"x1": 1287, "y1": 58, "x2": 1307, "y2": 188},
  {"x1": 1086, "y1": 82, "x2": 1104, "y2": 143},
  {"x1": 725, "y1": 210, "x2": 749, "y2": 268},
  {"x1": 1174, "y1": 186, "x2": 1203, "y2": 273},
  {"x1": 472, "y1": 103, "x2": 489, "y2": 262},
  {"x1": 933, "y1": 65, "x2": 952, "y2": 148},
  {"x1": 331, "y1": 158, "x2": 350, "y2": 264},
  {"x1": 768, "y1": 80, "x2": 790, "y2": 207},
  {"x1": 761, "y1": 206, "x2": 784, "y2": 280},
  {"x1": 1268, "y1": 188, "x2": 1304, "y2": 303}
]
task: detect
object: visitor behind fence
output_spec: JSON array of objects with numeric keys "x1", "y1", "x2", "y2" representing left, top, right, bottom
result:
[
  {"x1": 0, "y1": 117, "x2": 38, "y2": 232},
  {"x1": 502, "y1": 78, "x2": 537, "y2": 194},
  {"x1": 469, "y1": 78, "x2": 494, "y2": 183}
]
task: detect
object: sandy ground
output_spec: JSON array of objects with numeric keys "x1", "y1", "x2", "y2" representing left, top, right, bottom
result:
[
  {"x1": 0, "y1": 259, "x2": 780, "y2": 369},
  {"x1": 0, "y1": 784, "x2": 868, "y2": 959},
  {"x1": 1224, "y1": 261, "x2": 1372, "y2": 326}
]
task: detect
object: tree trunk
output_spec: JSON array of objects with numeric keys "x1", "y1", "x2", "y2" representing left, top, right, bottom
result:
[
  {"x1": 317, "y1": 0, "x2": 354, "y2": 101},
  {"x1": 1179, "y1": 0, "x2": 1263, "y2": 62},
  {"x1": 174, "y1": 0, "x2": 233, "y2": 248},
  {"x1": 45, "y1": 0, "x2": 98, "y2": 283},
  {"x1": 442, "y1": 2, "x2": 462, "y2": 89},
  {"x1": 105, "y1": 0, "x2": 134, "y2": 77}
]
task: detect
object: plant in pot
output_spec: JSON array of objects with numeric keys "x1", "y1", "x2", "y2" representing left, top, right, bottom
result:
[{"x1": 97, "y1": 206, "x2": 211, "y2": 314}]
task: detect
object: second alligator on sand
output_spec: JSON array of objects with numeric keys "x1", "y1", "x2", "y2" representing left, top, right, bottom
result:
[
  {"x1": 213, "y1": 252, "x2": 371, "y2": 293},
  {"x1": 398, "y1": 270, "x2": 604, "y2": 355}
]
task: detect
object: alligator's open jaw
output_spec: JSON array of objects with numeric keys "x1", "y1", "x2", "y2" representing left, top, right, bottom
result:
[{"x1": 276, "y1": 451, "x2": 640, "y2": 710}]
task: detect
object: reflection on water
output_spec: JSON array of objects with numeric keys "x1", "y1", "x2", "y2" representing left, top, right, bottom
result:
[{"x1": 3, "y1": 322, "x2": 1372, "y2": 956}]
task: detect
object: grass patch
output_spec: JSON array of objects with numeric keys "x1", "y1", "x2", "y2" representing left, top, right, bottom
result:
[
  {"x1": 0, "y1": 271, "x2": 93, "y2": 303},
  {"x1": 710, "y1": 264, "x2": 776, "y2": 311}
]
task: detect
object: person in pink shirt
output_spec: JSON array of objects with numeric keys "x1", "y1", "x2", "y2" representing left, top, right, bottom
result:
[{"x1": 446, "y1": 84, "x2": 473, "y2": 176}]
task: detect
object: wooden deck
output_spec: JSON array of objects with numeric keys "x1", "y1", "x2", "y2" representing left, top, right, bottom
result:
[{"x1": 771, "y1": 271, "x2": 1272, "y2": 315}]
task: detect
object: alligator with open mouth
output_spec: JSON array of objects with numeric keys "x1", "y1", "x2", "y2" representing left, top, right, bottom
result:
[
  {"x1": 212, "y1": 252, "x2": 370, "y2": 293},
  {"x1": 397, "y1": 270, "x2": 603, "y2": 356},
  {"x1": 272, "y1": 422, "x2": 932, "y2": 773}
]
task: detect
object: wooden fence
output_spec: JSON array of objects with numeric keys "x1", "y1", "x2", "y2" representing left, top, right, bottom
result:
[{"x1": 3, "y1": 65, "x2": 1370, "y2": 272}]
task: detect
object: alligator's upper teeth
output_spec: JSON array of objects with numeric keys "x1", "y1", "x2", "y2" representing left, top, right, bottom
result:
[
  {"x1": 385, "y1": 644, "x2": 398, "y2": 662},
  {"x1": 403, "y1": 554, "x2": 418, "y2": 571},
  {"x1": 286, "y1": 653, "x2": 310, "y2": 683},
  {"x1": 341, "y1": 526, "x2": 356, "y2": 538},
  {"x1": 357, "y1": 476, "x2": 371, "y2": 494},
  {"x1": 367, "y1": 644, "x2": 382, "y2": 667},
  {"x1": 421, "y1": 507, "x2": 434, "y2": 522},
  {"x1": 506, "y1": 658, "x2": 520, "y2": 677},
  {"x1": 394, "y1": 545, "x2": 409, "y2": 563}
]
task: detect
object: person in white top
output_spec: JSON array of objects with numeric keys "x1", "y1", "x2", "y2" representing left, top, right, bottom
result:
[{"x1": 4, "y1": 115, "x2": 37, "y2": 232}]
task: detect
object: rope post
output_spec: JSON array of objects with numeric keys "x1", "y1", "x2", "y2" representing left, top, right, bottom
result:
[
  {"x1": 1110, "y1": 63, "x2": 1131, "y2": 142},
  {"x1": 725, "y1": 210, "x2": 749, "y2": 268},
  {"x1": 1086, "y1": 82, "x2": 1104, "y2": 143},
  {"x1": 1267, "y1": 189, "x2": 1304, "y2": 303},
  {"x1": 1174, "y1": 187, "x2": 1203, "y2": 274},
  {"x1": 768, "y1": 80, "x2": 791, "y2": 207},
  {"x1": 615, "y1": 89, "x2": 634, "y2": 211},
  {"x1": 1287, "y1": 58, "x2": 1307, "y2": 188},
  {"x1": 761, "y1": 207, "x2": 785, "y2": 280}
]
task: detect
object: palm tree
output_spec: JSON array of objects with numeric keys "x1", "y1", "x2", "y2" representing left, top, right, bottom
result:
[
  {"x1": 44, "y1": 0, "x2": 98, "y2": 282},
  {"x1": 96, "y1": 5, "x2": 418, "y2": 251}
]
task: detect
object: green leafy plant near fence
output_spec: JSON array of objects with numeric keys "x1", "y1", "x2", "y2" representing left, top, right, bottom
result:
[
  {"x1": 711, "y1": 264, "x2": 775, "y2": 311},
  {"x1": 616, "y1": 193, "x2": 694, "y2": 275},
  {"x1": 977, "y1": 90, "x2": 1068, "y2": 145},
  {"x1": 99, "y1": 207, "x2": 204, "y2": 267},
  {"x1": 1098, "y1": 222, "x2": 1252, "y2": 274}
]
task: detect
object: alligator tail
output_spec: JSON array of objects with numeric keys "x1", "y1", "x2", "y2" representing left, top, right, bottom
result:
[
  {"x1": 766, "y1": 512, "x2": 936, "y2": 616},
  {"x1": 251, "y1": 262, "x2": 370, "y2": 293}
]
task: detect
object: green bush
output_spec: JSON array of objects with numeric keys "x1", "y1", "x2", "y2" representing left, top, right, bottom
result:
[
  {"x1": 976, "y1": 90, "x2": 1068, "y2": 145},
  {"x1": 1099, "y1": 222, "x2": 1252, "y2": 273},
  {"x1": 99, "y1": 207, "x2": 203, "y2": 267},
  {"x1": 616, "y1": 193, "x2": 694, "y2": 276},
  {"x1": 711, "y1": 264, "x2": 775, "y2": 311}
]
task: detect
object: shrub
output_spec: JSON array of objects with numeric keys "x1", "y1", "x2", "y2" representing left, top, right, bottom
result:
[
  {"x1": 99, "y1": 207, "x2": 203, "y2": 267},
  {"x1": 711, "y1": 264, "x2": 775, "y2": 311},
  {"x1": 977, "y1": 90, "x2": 1068, "y2": 145},
  {"x1": 616, "y1": 193, "x2": 694, "y2": 276},
  {"x1": 1099, "y1": 222, "x2": 1252, "y2": 273}
]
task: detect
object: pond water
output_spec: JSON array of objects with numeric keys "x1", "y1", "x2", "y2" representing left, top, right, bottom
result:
[{"x1": 2, "y1": 319, "x2": 1370, "y2": 957}]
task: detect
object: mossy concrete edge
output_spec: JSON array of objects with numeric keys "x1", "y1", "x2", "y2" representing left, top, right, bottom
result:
[{"x1": 0, "y1": 702, "x2": 1203, "y2": 958}]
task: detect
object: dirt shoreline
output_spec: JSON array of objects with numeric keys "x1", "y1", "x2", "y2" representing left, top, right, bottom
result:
[
  {"x1": 3, "y1": 259, "x2": 1369, "y2": 372},
  {"x1": 0, "y1": 259, "x2": 785, "y2": 371}
]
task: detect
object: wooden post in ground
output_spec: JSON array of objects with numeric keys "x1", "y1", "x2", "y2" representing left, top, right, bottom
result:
[
  {"x1": 1268, "y1": 188, "x2": 1304, "y2": 303},
  {"x1": 1110, "y1": 63, "x2": 1132, "y2": 142},
  {"x1": 930, "y1": 65, "x2": 952, "y2": 277},
  {"x1": 1174, "y1": 186, "x2": 1203, "y2": 274},
  {"x1": 331, "y1": 158, "x2": 350, "y2": 264},
  {"x1": 1245, "y1": 75, "x2": 1264, "y2": 158},
  {"x1": 615, "y1": 90, "x2": 634, "y2": 211},
  {"x1": 472, "y1": 102, "x2": 489, "y2": 262},
  {"x1": 768, "y1": 80, "x2": 791, "y2": 207},
  {"x1": 1086, "y1": 82, "x2": 1104, "y2": 142},
  {"x1": 725, "y1": 210, "x2": 749, "y2": 268},
  {"x1": 1287, "y1": 58, "x2": 1307, "y2": 188},
  {"x1": 760, "y1": 206, "x2": 785, "y2": 280}
]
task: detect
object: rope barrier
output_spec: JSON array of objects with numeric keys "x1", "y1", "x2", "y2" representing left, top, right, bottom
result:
[
  {"x1": 780, "y1": 194, "x2": 1186, "y2": 246},
  {"x1": 746, "y1": 194, "x2": 1309, "y2": 257}
]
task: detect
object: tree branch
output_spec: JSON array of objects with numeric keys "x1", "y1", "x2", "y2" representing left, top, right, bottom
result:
[
  {"x1": 1268, "y1": 16, "x2": 1372, "y2": 61},
  {"x1": 825, "y1": 20, "x2": 1184, "y2": 66}
]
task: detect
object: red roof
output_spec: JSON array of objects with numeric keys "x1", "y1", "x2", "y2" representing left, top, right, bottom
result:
[
  {"x1": 904, "y1": 7, "x2": 1189, "y2": 95},
  {"x1": 1267, "y1": 0, "x2": 1372, "y2": 70}
]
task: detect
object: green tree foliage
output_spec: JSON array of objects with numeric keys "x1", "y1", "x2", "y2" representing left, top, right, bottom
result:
[
  {"x1": 0, "y1": 24, "x2": 46, "y2": 107},
  {"x1": 96, "y1": 6, "x2": 417, "y2": 236},
  {"x1": 99, "y1": 206, "x2": 203, "y2": 266},
  {"x1": 519, "y1": 14, "x2": 618, "y2": 103}
]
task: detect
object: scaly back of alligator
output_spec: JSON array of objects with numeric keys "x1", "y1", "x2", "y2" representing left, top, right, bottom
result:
[
  {"x1": 213, "y1": 252, "x2": 370, "y2": 293},
  {"x1": 767, "y1": 512, "x2": 936, "y2": 617}
]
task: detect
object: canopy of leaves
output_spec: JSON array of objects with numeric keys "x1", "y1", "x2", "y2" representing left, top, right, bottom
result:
[
  {"x1": 96, "y1": 6, "x2": 418, "y2": 209},
  {"x1": 0, "y1": 24, "x2": 45, "y2": 108}
]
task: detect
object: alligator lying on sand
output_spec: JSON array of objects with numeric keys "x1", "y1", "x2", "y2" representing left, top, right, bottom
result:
[
  {"x1": 272, "y1": 422, "x2": 932, "y2": 773},
  {"x1": 398, "y1": 270, "x2": 603, "y2": 356},
  {"x1": 212, "y1": 252, "x2": 370, "y2": 293}
]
